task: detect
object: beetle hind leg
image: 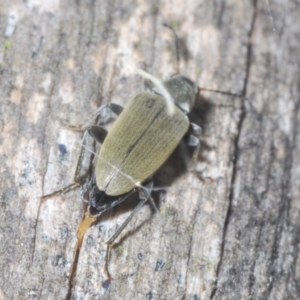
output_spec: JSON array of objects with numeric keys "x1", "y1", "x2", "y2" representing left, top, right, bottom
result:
[{"x1": 104, "y1": 182, "x2": 154, "y2": 280}]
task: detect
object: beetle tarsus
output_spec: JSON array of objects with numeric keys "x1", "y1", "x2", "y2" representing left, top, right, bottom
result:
[
  {"x1": 105, "y1": 243, "x2": 114, "y2": 281},
  {"x1": 40, "y1": 182, "x2": 80, "y2": 202}
]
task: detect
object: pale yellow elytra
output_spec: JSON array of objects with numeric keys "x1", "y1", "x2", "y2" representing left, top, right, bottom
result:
[{"x1": 96, "y1": 91, "x2": 190, "y2": 196}]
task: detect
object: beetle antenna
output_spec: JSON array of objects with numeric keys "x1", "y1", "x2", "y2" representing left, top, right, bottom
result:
[
  {"x1": 200, "y1": 87, "x2": 243, "y2": 98},
  {"x1": 264, "y1": 0, "x2": 276, "y2": 33},
  {"x1": 163, "y1": 23, "x2": 180, "y2": 74},
  {"x1": 161, "y1": 24, "x2": 245, "y2": 100}
]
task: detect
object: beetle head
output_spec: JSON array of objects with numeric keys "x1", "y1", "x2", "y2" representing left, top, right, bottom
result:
[{"x1": 163, "y1": 74, "x2": 198, "y2": 114}]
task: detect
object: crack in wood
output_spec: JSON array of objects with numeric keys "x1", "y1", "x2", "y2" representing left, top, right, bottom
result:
[{"x1": 210, "y1": 0, "x2": 260, "y2": 298}]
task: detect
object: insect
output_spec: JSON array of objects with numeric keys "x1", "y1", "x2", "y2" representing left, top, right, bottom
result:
[
  {"x1": 42, "y1": 72, "x2": 201, "y2": 276},
  {"x1": 41, "y1": 25, "x2": 239, "y2": 285}
]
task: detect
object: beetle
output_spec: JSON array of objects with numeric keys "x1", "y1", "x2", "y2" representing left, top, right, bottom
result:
[
  {"x1": 92, "y1": 74, "x2": 200, "y2": 199},
  {"x1": 42, "y1": 71, "x2": 201, "y2": 281},
  {"x1": 81, "y1": 73, "x2": 201, "y2": 279},
  {"x1": 40, "y1": 18, "x2": 245, "y2": 287}
]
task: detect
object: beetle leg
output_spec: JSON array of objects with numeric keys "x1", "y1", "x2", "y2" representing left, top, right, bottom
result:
[
  {"x1": 188, "y1": 122, "x2": 202, "y2": 165},
  {"x1": 82, "y1": 103, "x2": 124, "y2": 128},
  {"x1": 148, "y1": 196, "x2": 159, "y2": 213},
  {"x1": 109, "y1": 103, "x2": 124, "y2": 115},
  {"x1": 60, "y1": 103, "x2": 124, "y2": 132},
  {"x1": 190, "y1": 122, "x2": 202, "y2": 136},
  {"x1": 104, "y1": 182, "x2": 153, "y2": 280},
  {"x1": 41, "y1": 129, "x2": 91, "y2": 201},
  {"x1": 71, "y1": 129, "x2": 91, "y2": 185},
  {"x1": 40, "y1": 182, "x2": 80, "y2": 201},
  {"x1": 87, "y1": 125, "x2": 108, "y2": 144},
  {"x1": 42, "y1": 103, "x2": 125, "y2": 200}
]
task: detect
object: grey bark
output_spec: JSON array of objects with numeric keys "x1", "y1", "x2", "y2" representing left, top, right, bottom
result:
[{"x1": 0, "y1": 0, "x2": 299, "y2": 299}]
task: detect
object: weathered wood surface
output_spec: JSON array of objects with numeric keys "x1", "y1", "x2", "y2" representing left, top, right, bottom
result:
[{"x1": 1, "y1": 0, "x2": 299, "y2": 299}]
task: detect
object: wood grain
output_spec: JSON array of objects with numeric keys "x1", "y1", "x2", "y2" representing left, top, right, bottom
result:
[{"x1": 0, "y1": 0, "x2": 299, "y2": 299}]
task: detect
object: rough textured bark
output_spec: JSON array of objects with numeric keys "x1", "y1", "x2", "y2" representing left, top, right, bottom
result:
[{"x1": 1, "y1": 0, "x2": 299, "y2": 299}]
